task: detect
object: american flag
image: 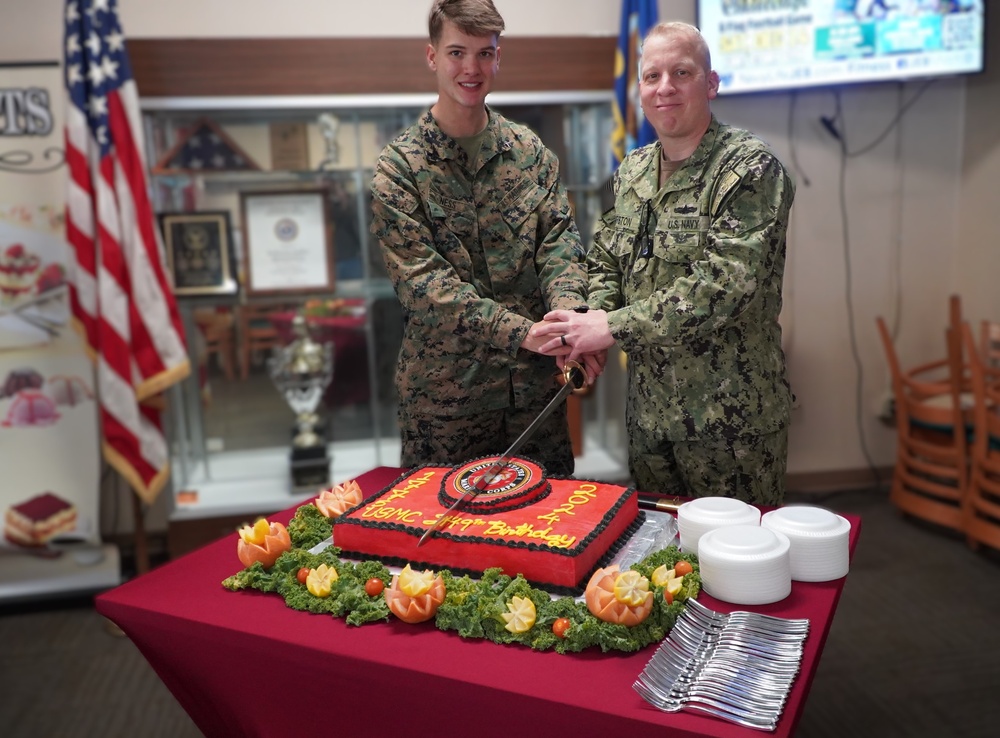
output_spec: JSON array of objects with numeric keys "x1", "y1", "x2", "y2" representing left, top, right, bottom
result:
[
  {"x1": 154, "y1": 118, "x2": 261, "y2": 173},
  {"x1": 64, "y1": 0, "x2": 190, "y2": 504}
]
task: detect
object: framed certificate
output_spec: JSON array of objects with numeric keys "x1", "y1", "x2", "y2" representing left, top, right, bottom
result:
[
  {"x1": 160, "y1": 211, "x2": 239, "y2": 297},
  {"x1": 239, "y1": 188, "x2": 335, "y2": 297}
]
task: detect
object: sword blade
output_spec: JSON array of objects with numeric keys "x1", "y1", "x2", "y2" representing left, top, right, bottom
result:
[{"x1": 416, "y1": 362, "x2": 584, "y2": 547}]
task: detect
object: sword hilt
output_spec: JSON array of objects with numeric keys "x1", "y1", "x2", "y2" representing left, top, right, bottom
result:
[{"x1": 560, "y1": 359, "x2": 588, "y2": 394}]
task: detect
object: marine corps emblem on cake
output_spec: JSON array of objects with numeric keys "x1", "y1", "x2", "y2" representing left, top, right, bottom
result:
[{"x1": 439, "y1": 456, "x2": 550, "y2": 514}]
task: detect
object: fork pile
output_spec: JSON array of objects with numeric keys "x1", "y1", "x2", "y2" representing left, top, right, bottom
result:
[{"x1": 633, "y1": 598, "x2": 810, "y2": 731}]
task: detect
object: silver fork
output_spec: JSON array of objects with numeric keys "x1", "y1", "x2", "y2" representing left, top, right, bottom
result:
[
  {"x1": 634, "y1": 678, "x2": 779, "y2": 731},
  {"x1": 674, "y1": 615, "x2": 806, "y2": 652},
  {"x1": 643, "y1": 665, "x2": 790, "y2": 709},
  {"x1": 686, "y1": 599, "x2": 810, "y2": 635},
  {"x1": 646, "y1": 653, "x2": 796, "y2": 700},
  {"x1": 668, "y1": 621, "x2": 806, "y2": 664}
]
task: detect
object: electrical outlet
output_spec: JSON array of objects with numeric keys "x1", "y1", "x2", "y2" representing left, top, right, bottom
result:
[{"x1": 876, "y1": 391, "x2": 895, "y2": 422}]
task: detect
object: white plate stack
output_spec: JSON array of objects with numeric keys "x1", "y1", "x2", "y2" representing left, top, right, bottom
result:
[
  {"x1": 697, "y1": 525, "x2": 792, "y2": 605},
  {"x1": 761, "y1": 505, "x2": 851, "y2": 582},
  {"x1": 677, "y1": 496, "x2": 761, "y2": 553}
]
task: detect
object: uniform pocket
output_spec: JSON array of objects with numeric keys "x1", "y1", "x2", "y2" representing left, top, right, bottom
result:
[
  {"x1": 428, "y1": 196, "x2": 476, "y2": 240},
  {"x1": 625, "y1": 220, "x2": 705, "y2": 289},
  {"x1": 652, "y1": 233, "x2": 704, "y2": 264},
  {"x1": 498, "y1": 178, "x2": 547, "y2": 234}
]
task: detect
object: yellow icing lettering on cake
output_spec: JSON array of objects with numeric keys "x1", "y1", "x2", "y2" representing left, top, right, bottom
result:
[
  {"x1": 482, "y1": 521, "x2": 512, "y2": 537},
  {"x1": 361, "y1": 499, "x2": 422, "y2": 524},
  {"x1": 568, "y1": 485, "x2": 598, "y2": 504},
  {"x1": 481, "y1": 520, "x2": 576, "y2": 549},
  {"x1": 384, "y1": 471, "x2": 437, "y2": 502},
  {"x1": 543, "y1": 533, "x2": 577, "y2": 549},
  {"x1": 539, "y1": 483, "x2": 598, "y2": 522},
  {"x1": 421, "y1": 514, "x2": 485, "y2": 532}
]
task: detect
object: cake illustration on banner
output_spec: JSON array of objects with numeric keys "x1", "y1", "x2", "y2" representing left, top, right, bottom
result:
[
  {"x1": 2, "y1": 389, "x2": 61, "y2": 427},
  {"x1": 4, "y1": 491, "x2": 78, "y2": 546},
  {"x1": 0, "y1": 243, "x2": 41, "y2": 304},
  {"x1": 331, "y1": 456, "x2": 641, "y2": 591},
  {"x1": 47, "y1": 374, "x2": 94, "y2": 407},
  {"x1": 1, "y1": 367, "x2": 44, "y2": 399},
  {"x1": 35, "y1": 262, "x2": 65, "y2": 294}
]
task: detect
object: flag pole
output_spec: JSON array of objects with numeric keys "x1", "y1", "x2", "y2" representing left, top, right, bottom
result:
[{"x1": 130, "y1": 493, "x2": 150, "y2": 575}]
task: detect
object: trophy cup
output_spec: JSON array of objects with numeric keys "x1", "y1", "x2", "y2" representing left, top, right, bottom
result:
[
  {"x1": 268, "y1": 313, "x2": 334, "y2": 491},
  {"x1": 317, "y1": 113, "x2": 340, "y2": 170}
]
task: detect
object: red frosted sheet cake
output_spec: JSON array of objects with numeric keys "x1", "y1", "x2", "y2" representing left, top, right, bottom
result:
[{"x1": 332, "y1": 457, "x2": 641, "y2": 591}]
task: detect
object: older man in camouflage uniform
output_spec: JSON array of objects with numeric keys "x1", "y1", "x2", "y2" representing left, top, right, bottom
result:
[
  {"x1": 533, "y1": 22, "x2": 794, "y2": 503},
  {"x1": 370, "y1": 0, "x2": 590, "y2": 476}
]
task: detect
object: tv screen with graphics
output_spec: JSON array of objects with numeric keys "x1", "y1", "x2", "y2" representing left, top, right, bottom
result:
[{"x1": 697, "y1": 1, "x2": 985, "y2": 95}]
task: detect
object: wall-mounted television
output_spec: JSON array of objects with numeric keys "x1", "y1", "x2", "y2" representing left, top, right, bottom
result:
[{"x1": 697, "y1": 1, "x2": 985, "y2": 95}]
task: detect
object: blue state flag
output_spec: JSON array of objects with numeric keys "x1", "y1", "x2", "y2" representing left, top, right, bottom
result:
[{"x1": 611, "y1": 0, "x2": 659, "y2": 170}]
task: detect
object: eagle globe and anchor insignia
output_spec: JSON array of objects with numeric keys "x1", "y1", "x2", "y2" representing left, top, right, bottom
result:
[{"x1": 439, "y1": 457, "x2": 551, "y2": 514}]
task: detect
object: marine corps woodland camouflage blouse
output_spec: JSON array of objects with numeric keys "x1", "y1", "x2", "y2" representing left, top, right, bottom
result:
[{"x1": 370, "y1": 109, "x2": 588, "y2": 418}]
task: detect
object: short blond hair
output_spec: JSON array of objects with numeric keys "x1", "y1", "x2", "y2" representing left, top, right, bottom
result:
[
  {"x1": 428, "y1": 0, "x2": 505, "y2": 45},
  {"x1": 644, "y1": 21, "x2": 712, "y2": 73}
]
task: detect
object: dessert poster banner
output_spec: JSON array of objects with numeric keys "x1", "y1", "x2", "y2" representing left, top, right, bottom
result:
[{"x1": 0, "y1": 64, "x2": 100, "y2": 551}]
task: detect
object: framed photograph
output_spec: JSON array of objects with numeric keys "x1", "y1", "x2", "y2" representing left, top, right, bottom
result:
[
  {"x1": 239, "y1": 188, "x2": 335, "y2": 297},
  {"x1": 160, "y1": 211, "x2": 239, "y2": 297},
  {"x1": 269, "y1": 122, "x2": 310, "y2": 171}
]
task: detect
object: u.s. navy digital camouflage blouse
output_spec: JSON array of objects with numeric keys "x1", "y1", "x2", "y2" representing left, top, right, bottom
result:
[{"x1": 589, "y1": 115, "x2": 795, "y2": 441}]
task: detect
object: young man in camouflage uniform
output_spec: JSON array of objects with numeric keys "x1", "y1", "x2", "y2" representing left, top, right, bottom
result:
[
  {"x1": 369, "y1": 0, "x2": 592, "y2": 476},
  {"x1": 533, "y1": 22, "x2": 795, "y2": 504}
]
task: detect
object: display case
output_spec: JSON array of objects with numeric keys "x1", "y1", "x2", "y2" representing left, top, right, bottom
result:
[{"x1": 142, "y1": 92, "x2": 628, "y2": 553}]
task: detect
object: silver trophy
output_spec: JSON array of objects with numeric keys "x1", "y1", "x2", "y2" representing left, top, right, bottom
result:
[
  {"x1": 317, "y1": 113, "x2": 340, "y2": 170},
  {"x1": 268, "y1": 313, "x2": 334, "y2": 488}
]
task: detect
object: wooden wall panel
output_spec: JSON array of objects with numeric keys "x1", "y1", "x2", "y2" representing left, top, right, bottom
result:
[{"x1": 129, "y1": 37, "x2": 616, "y2": 97}]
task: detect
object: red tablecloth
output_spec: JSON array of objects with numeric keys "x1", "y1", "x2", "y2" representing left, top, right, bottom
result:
[
  {"x1": 270, "y1": 308, "x2": 369, "y2": 408},
  {"x1": 96, "y1": 467, "x2": 861, "y2": 738}
]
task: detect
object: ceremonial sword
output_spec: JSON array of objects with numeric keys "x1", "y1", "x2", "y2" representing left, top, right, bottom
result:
[{"x1": 416, "y1": 359, "x2": 588, "y2": 547}]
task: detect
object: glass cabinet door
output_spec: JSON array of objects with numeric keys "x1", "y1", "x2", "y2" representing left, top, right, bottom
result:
[{"x1": 143, "y1": 94, "x2": 627, "y2": 519}]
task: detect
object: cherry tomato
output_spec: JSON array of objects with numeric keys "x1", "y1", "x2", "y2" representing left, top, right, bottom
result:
[
  {"x1": 364, "y1": 577, "x2": 385, "y2": 597},
  {"x1": 673, "y1": 560, "x2": 694, "y2": 577},
  {"x1": 296, "y1": 567, "x2": 310, "y2": 585},
  {"x1": 552, "y1": 617, "x2": 571, "y2": 638},
  {"x1": 663, "y1": 589, "x2": 673, "y2": 605}
]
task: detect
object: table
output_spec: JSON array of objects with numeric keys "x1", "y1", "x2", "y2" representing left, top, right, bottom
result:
[
  {"x1": 270, "y1": 307, "x2": 369, "y2": 408},
  {"x1": 96, "y1": 467, "x2": 861, "y2": 738}
]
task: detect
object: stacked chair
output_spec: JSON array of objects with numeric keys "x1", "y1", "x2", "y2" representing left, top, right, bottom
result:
[
  {"x1": 960, "y1": 321, "x2": 1000, "y2": 552},
  {"x1": 877, "y1": 295, "x2": 1000, "y2": 553},
  {"x1": 875, "y1": 295, "x2": 971, "y2": 532},
  {"x1": 979, "y1": 320, "x2": 1000, "y2": 369}
]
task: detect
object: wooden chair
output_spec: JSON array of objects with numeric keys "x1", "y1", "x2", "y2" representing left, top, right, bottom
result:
[
  {"x1": 238, "y1": 303, "x2": 293, "y2": 380},
  {"x1": 961, "y1": 322, "x2": 1000, "y2": 552},
  {"x1": 193, "y1": 307, "x2": 235, "y2": 382},
  {"x1": 980, "y1": 320, "x2": 1000, "y2": 369},
  {"x1": 876, "y1": 315, "x2": 969, "y2": 531}
]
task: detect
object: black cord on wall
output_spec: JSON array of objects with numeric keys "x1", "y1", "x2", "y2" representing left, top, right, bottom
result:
[{"x1": 816, "y1": 81, "x2": 935, "y2": 492}]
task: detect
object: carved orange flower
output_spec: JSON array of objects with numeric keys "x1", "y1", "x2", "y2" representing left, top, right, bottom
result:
[
  {"x1": 384, "y1": 565, "x2": 446, "y2": 624},
  {"x1": 236, "y1": 519, "x2": 292, "y2": 569},
  {"x1": 584, "y1": 565, "x2": 653, "y2": 626},
  {"x1": 314, "y1": 479, "x2": 363, "y2": 518}
]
